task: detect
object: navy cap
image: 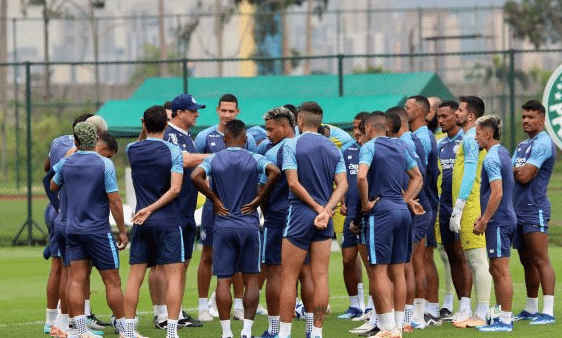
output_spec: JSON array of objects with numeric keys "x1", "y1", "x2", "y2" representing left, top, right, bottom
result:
[{"x1": 171, "y1": 93, "x2": 206, "y2": 112}]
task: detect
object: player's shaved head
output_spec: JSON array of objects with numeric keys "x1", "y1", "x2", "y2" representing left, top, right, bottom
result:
[
  {"x1": 225, "y1": 119, "x2": 246, "y2": 139},
  {"x1": 297, "y1": 101, "x2": 323, "y2": 128},
  {"x1": 408, "y1": 95, "x2": 430, "y2": 116},
  {"x1": 365, "y1": 111, "x2": 387, "y2": 132}
]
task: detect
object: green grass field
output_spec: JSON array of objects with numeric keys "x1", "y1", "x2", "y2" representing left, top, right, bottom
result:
[{"x1": 1, "y1": 245, "x2": 561, "y2": 337}]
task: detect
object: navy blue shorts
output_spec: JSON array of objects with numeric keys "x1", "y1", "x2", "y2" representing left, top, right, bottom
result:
[
  {"x1": 513, "y1": 222, "x2": 549, "y2": 250},
  {"x1": 283, "y1": 203, "x2": 333, "y2": 251},
  {"x1": 182, "y1": 224, "x2": 196, "y2": 260},
  {"x1": 425, "y1": 208, "x2": 437, "y2": 248},
  {"x1": 200, "y1": 202, "x2": 214, "y2": 247},
  {"x1": 262, "y1": 226, "x2": 283, "y2": 265},
  {"x1": 341, "y1": 216, "x2": 360, "y2": 248},
  {"x1": 412, "y1": 209, "x2": 431, "y2": 245},
  {"x1": 66, "y1": 232, "x2": 120, "y2": 270},
  {"x1": 486, "y1": 221, "x2": 515, "y2": 258},
  {"x1": 45, "y1": 204, "x2": 61, "y2": 258},
  {"x1": 54, "y1": 223, "x2": 69, "y2": 266},
  {"x1": 129, "y1": 226, "x2": 185, "y2": 267},
  {"x1": 358, "y1": 217, "x2": 367, "y2": 246},
  {"x1": 439, "y1": 206, "x2": 460, "y2": 246},
  {"x1": 213, "y1": 227, "x2": 261, "y2": 278},
  {"x1": 366, "y1": 208, "x2": 412, "y2": 265}
]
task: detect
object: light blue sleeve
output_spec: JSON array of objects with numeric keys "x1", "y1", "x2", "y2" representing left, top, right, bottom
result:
[
  {"x1": 483, "y1": 151, "x2": 502, "y2": 182},
  {"x1": 246, "y1": 133, "x2": 258, "y2": 153},
  {"x1": 52, "y1": 157, "x2": 67, "y2": 186},
  {"x1": 253, "y1": 153, "x2": 272, "y2": 175},
  {"x1": 102, "y1": 157, "x2": 119, "y2": 193},
  {"x1": 256, "y1": 139, "x2": 270, "y2": 155},
  {"x1": 166, "y1": 142, "x2": 184, "y2": 174},
  {"x1": 359, "y1": 140, "x2": 375, "y2": 167},
  {"x1": 511, "y1": 147, "x2": 518, "y2": 166},
  {"x1": 335, "y1": 152, "x2": 346, "y2": 174},
  {"x1": 259, "y1": 146, "x2": 277, "y2": 183},
  {"x1": 197, "y1": 154, "x2": 215, "y2": 176},
  {"x1": 194, "y1": 128, "x2": 211, "y2": 153},
  {"x1": 458, "y1": 136, "x2": 478, "y2": 200},
  {"x1": 403, "y1": 145, "x2": 418, "y2": 171},
  {"x1": 526, "y1": 135, "x2": 553, "y2": 169},
  {"x1": 328, "y1": 124, "x2": 354, "y2": 149},
  {"x1": 282, "y1": 138, "x2": 298, "y2": 171},
  {"x1": 415, "y1": 129, "x2": 431, "y2": 165}
]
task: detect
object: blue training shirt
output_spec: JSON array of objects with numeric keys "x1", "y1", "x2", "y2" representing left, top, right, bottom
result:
[
  {"x1": 198, "y1": 148, "x2": 271, "y2": 230},
  {"x1": 164, "y1": 123, "x2": 199, "y2": 229},
  {"x1": 359, "y1": 137, "x2": 417, "y2": 211},
  {"x1": 52, "y1": 151, "x2": 118, "y2": 234},
  {"x1": 511, "y1": 131, "x2": 556, "y2": 227},
  {"x1": 437, "y1": 129, "x2": 463, "y2": 214},
  {"x1": 481, "y1": 144, "x2": 517, "y2": 227},
  {"x1": 341, "y1": 141, "x2": 361, "y2": 218},
  {"x1": 126, "y1": 138, "x2": 183, "y2": 227},
  {"x1": 413, "y1": 126, "x2": 439, "y2": 209},
  {"x1": 49, "y1": 135, "x2": 75, "y2": 171},
  {"x1": 261, "y1": 139, "x2": 290, "y2": 227},
  {"x1": 194, "y1": 124, "x2": 258, "y2": 154},
  {"x1": 399, "y1": 132, "x2": 430, "y2": 210},
  {"x1": 282, "y1": 132, "x2": 346, "y2": 206}
]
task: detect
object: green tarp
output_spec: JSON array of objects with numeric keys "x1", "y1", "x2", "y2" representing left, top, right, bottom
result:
[{"x1": 97, "y1": 72, "x2": 454, "y2": 137}]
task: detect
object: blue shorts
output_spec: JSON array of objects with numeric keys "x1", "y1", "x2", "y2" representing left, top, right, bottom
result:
[
  {"x1": 182, "y1": 224, "x2": 196, "y2": 260},
  {"x1": 425, "y1": 208, "x2": 437, "y2": 248},
  {"x1": 341, "y1": 216, "x2": 360, "y2": 248},
  {"x1": 129, "y1": 226, "x2": 185, "y2": 267},
  {"x1": 66, "y1": 232, "x2": 120, "y2": 270},
  {"x1": 262, "y1": 226, "x2": 283, "y2": 265},
  {"x1": 213, "y1": 227, "x2": 261, "y2": 278},
  {"x1": 45, "y1": 204, "x2": 61, "y2": 258},
  {"x1": 439, "y1": 206, "x2": 460, "y2": 246},
  {"x1": 366, "y1": 208, "x2": 412, "y2": 265},
  {"x1": 486, "y1": 221, "x2": 515, "y2": 259},
  {"x1": 200, "y1": 202, "x2": 214, "y2": 247},
  {"x1": 283, "y1": 203, "x2": 333, "y2": 251},
  {"x1": 513, "y1": 222, "x2": 549, "y2": 250},
  {"x1": 412, "y1": 209, "x2": 431, "y2": 245},
  {"x1": 54, "y1": 223, "x2": 69, "y2": 266}
]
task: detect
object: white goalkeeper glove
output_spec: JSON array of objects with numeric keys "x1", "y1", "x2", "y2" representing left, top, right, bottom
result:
[{"x1": 449, "y1": 198, "x2": 466, "y2": 233}]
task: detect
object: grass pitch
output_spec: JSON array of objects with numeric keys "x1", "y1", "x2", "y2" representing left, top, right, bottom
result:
[{"x1": 1, "y1": 245, "x2": 561, "y2": 337}]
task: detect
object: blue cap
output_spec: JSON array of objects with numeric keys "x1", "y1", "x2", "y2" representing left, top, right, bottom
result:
[{"x1": 171, "y1": 93, "x2": 206, "y2": 112}]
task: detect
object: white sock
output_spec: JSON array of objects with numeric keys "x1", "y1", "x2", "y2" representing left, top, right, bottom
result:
[
  {"x1": 466, "y1": 248, "x2": 492, "y2": 306},
  {"x1": 404, "y1": 304, "x2": 413, "y2": 325},
  {"x1": 349, "y1": 295, "x2": 360, "y2": 309},
  {"x1": 543, "y1": 295, "x2": 555, "y2": 316},
  {"x1": 241, "y1": 319, "x2": 253, "y2": 337},
  {"x1": 500, "y1": 311, "x2": 513, "y2": 325},
  {"x1": 428, "y1": 303, "x2": 440, "y2": 317},
  {"x1": 178, "y1": 307, "x2": 185, "y2": 320},
  {"x1": 412, "y1": 298, "x2": 425, "y2": 323},
  {"x1": 124, "y1": 318, "x2": 136, "y2": 338},
  {"x1": 475, "y1": 302, "x2": 489, "y2": 320},
  {"x1": 459, "y1": 297, "x2": 472, "y2": 313},
  {"x1": 304, "y1": 312, "x2": 313, "y2": 333},
  {"x1": 378, "y1": 312, "x2": 395, "y2": 332},
  {"x1": 311, "y1": 325, "x2": 322, "y2": 337},
  {"x1": 367, "y1": 296, "x2": 374, "y2": 311},
  {"x1": 442, "y1": 293, "x2": 454, "y2": 312},
  {"x1": 234, "y1": 298, "x2": 244, "y2": 310},
  {"x1": 60, "y1": 314, "x2": 70, "y2": 331},
  {"x1": 279, "y1": 322, "x2": 292, "y2": 338},
  {"x1": 74, "y1": 315, "x2": 88, "y2": 334},
  {"x1": 154, "y1": 305, "x2": 168, "y2": 322},
  {"x1": 46, "y1": 308, "x2": 58, "y2": 325},
  {"x1": 167, "y1": 319, "x2": 178, "y2": 338},
  {"x1": 115, "y1": 318, "x2": 125, "y2": 334},
  {"x1": 268, "y1": 315, "x2": 280, "y2": 335},
  {"x1": 220, "y1": 319, "x2": 232, "y2": 338},
  {"x1": 84, "y1": 300, "x2": 91, "y2": 317},
  {"x1": 394, "y1": 311, "x2": 404, "y2": 331},
  {"x1": 369, "y1": 308, "x2": 378, "y2": 327},
  {"x1": 525, "y1": 297, "x2": 539, "y2": 314},
  {"x1": 199, "y1": 298, "x2": 209, "y2": 312},
  {"x1": 358, "y1": 283, "x2": 365, "y2": 310}
]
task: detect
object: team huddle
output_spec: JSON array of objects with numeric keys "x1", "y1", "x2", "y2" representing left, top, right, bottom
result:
[{"x1": 41, "y1": 92, "x2": 556, "y2": 338}]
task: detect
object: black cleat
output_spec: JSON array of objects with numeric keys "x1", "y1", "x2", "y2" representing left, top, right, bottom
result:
[
  {"x1": 359, "y1": 326, "x2": 380, "y2": 337},
  {"x1": 439, "y1": 308, "x2": 453, "y2": 322},
  {"x1": 88, "y1": 314, "x2": 110, "y2": 327}
]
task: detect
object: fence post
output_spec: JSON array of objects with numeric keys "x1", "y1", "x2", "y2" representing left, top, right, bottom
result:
[
  {"x1": 13, "y1": 18, "x2": 20, "y2": 190},
  {"x1": 509, "y1": 49, "x2": 516, "y2": 152},
  {"x1": 338, "y1": 54, "x2": 344, "y2": 97},
  {"x1": 182, "y1": 59, "x2": 188, "y2": 94}
]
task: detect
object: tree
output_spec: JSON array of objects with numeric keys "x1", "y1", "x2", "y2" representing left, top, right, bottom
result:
[
  {"x1": 129, "y1": 45, "x2": 184, "y2": 86},
  {"x1": 504, "y1": 0, "x2": 562, "y2": 48}
]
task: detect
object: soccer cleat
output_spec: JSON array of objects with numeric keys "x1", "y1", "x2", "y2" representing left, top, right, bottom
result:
[
  {"x1": 258, "y1": 330, "x2": 277, "y2": 338},
  {"x1": 514, "y1": 310, "x2": 538, "y2": 321},
  {"x1": 353, "y1": 308, "x2": 373, "y2": 322},
  {"x1": 154, "y1": 319, "x2": 167, "y2": 329},
  {"x1": 439, "y1": 308, "x2": 453, "y2": 322},
  {"x1": 77, "y1": 332, "x2": 103, "y2": 338},
  {"x1": 49, "y1": 326, "x2": 62, "y2": 337},
  {"x1": 88, "y1": 314, "x2": 110, "y2": 327},
  {"x1": 453, "y1": 316, "x2": 486, "y2": 328},
  {"x1": 424, "y1": 313, "x2": 442, "y2": 326},
  {"x1": 241, "y1": 336, "x2": 255, "y2": 338},
  {"x1": 529, "y1": 313, "x2": 556, "y2": 325},
  {"x1": 338, "y1": 307, "x2": 363, "y2": 319},
  {"x1": 451, "y1": 308, "x2": 471, "y2": 324},
  {"x1": 359, "y1": 326, "x2": 381, "y2": 337},
  {"x1": 349, "y1": 321, "x2": 375, "y2": 334},
  {"x1": 401, "y1": 325, "x2": 412, "y2": 333},
  {"x1": 178, "y1": 316, "x2": 203, "y2": 328},
  {"x1": 326, "y1": 304, "x2": 332, "y2": 314},
  {"x1": 294, "y1": 300, "x2": 305, "y2": 320},
  {"x1": 45, "y1": 323, "x2": 53, "y2": 334},
  {"x1": 182, "y1": 310, "x2": 202, "y2": 325},
  {"x1": 198, "y1": 309, "x2": 214, "y2": 322},
  {"x1": 134, "y1": 331, "x2": 149, "y2": 338},
  {"x1": 369, "y1": 330, "x2": 396, "y2": 338},
  {"x1": 233, "y1": 308, "x2": 245, "y2": 320},
  {"x1": 256, "y1": 304, "x2": 268, "y2": 315},
  {"x1": 477, "y1": 320, "x2": 513, "y2": 332},
  {"x1": 410, "y1": 319, "x2": 426, "y2": 329}
]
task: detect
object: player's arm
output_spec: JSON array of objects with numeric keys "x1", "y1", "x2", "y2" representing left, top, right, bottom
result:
[
  {"x1": 357, "y1": 164, "x2": 371, "y2": 213},
  {"x1": 43, "y1": 157, "x2": 50, "y2": 172},
  {"x1": 450, "y1": 137, "x2": 478, "y2": 232},
  {"x1": 285, "y1": 169, "x2": 323, "y2": 214},
  {"x1": 404, "y1": 165, "x2": 425, "y2": 215},
  {"x1": 43, "y1": 169, "x2": 60, "y2": 211},
  {"x1": 191, "y1": 166, "x2": 229, "y2": 215},
  {"x1": 473, "y1": 180, "x2": 502, "y2": 235},
  {"x1": 513, "y1": 164, "x2": 538, "y2": 184},
  {"x1": 314, "y1": 172, "x2": 348, "y2": 229},
  {"x1": 182, "y1": 152, "x2": 210, "y2": 168},
  {"x1": 242, "y1": 163, "x2": 280, "y2": 214},
  {"x1": 512, "y1": 139, "x2": 550, "y2": 184},
  {"x1": 108, "y1": 191, "x2": 128, "y2": 250},
  {"x1": 132, "y1": 172, "x2": 183, "y2": 224}
]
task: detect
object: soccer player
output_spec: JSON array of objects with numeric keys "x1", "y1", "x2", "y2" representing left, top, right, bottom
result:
[
  {"x1": 191, "y1": 119, "x2": 280, "y2": 338},
  {"x1": 338, "y1": 112, "x2": 370, "y2": 321},
  {"x1": 149, "y1": 94, "x2": 207, "y2": 329},
  {"x1": 277, "y1": 102, "x2": 348, "y2": 338},
  {"x1": 51, "y1": 121, "x2": 128, "y2": 338},
  {"x1": 124, "y1": 105, "x2": 185, "y2": 338},
  {"x1": 450, "y1": 96, "x2": 492, "y2": 328},
  {"x1": 512, "y1": 100, "x2": 556, "y2": 324},
  {"x1": 436, "y1": 101, "x2": 472, "y2": 320},
  {"x1": 404, "y1": 96, "x2": 440, "y2": 328},
  {"x1": 473, "y1": 115, "x2": 516, "y2": 332},
  {"x1": 194, "y1": 93, "x2": 258, "y2": 321},
  {"x1": 357, "y1": 112, "x2": 424, "y2": 338}
]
